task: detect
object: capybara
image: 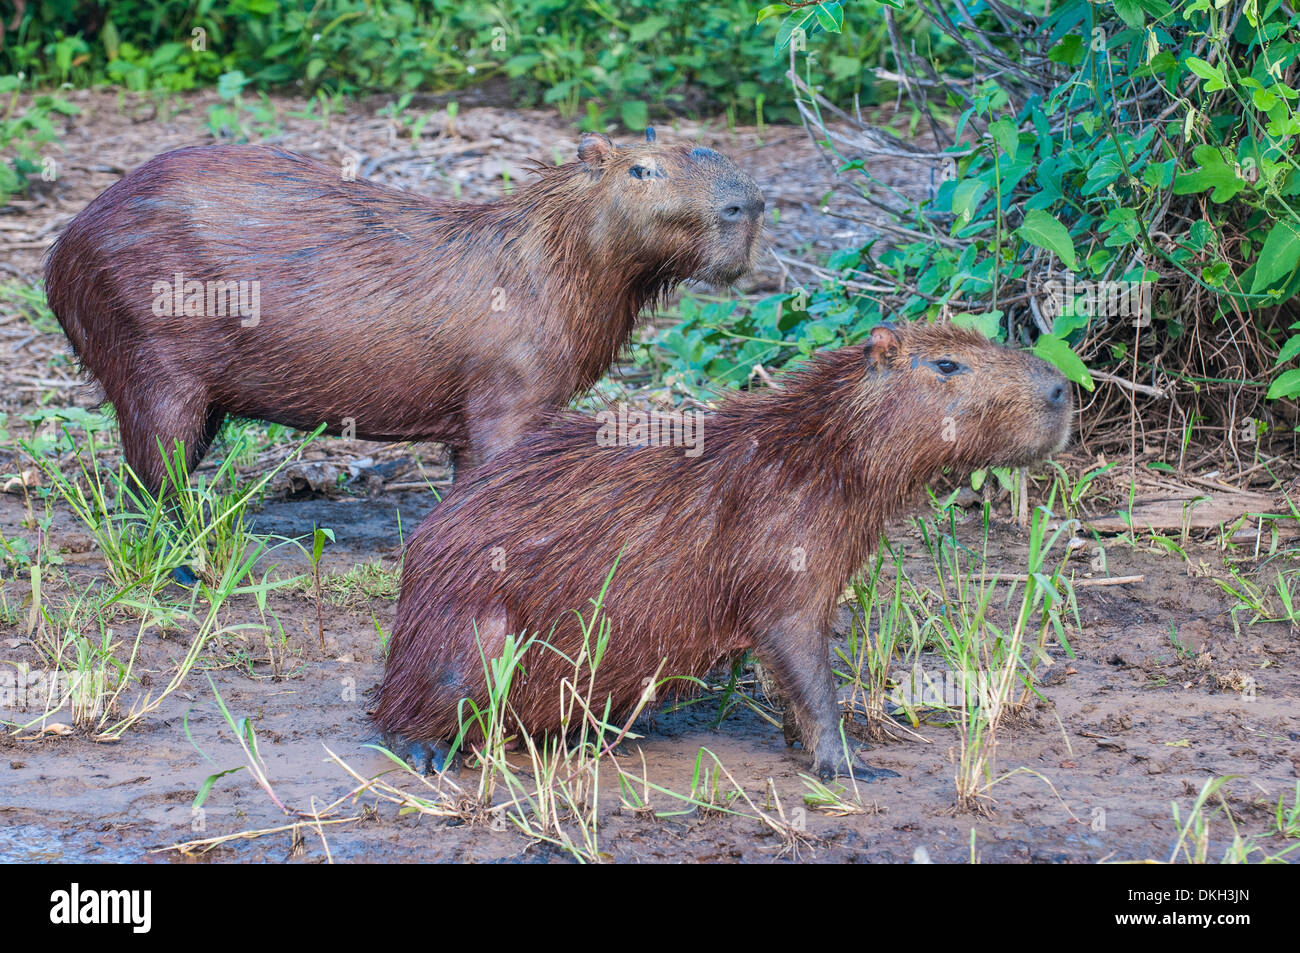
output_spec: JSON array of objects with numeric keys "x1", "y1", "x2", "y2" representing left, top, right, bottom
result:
[
  {"x1": 43, "y1": 131, "x2": 764, "y2": 492},
  {"x1": 374, "y1": 321, "x2": 1073, "y2": 780}
]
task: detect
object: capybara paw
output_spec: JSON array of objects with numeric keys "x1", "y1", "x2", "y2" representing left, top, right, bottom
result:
[
  {"x1": 842, "y1": 761, "x2": 901, "y2": 783},
  {"x1": 170, "y1": 564, "x2": 199, "y2": 585},
  {"x1": 382, "y1": 732, "x2": 461, "y2": 776}
]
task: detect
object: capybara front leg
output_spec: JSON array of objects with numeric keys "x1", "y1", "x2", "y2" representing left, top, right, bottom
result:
[
  {"x1": 755, "y1": 616, "x2": 899, "y2": 783},
  {"x1": 462, "y1": 379, "x2": 553, "y2": 475},
  {"x1": 461, "y1": 413, "x2": 528, "y2": 476}
]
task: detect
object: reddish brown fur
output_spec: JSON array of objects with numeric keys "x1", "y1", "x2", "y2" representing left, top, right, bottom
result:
[
  {"x1": 43, "y1": 136, "x2": 763, "y2": 492},
  {"x1": 375, "y1": 322, "x2": 1073, "y2": 779}
]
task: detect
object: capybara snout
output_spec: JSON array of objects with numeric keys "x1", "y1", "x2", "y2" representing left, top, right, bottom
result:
[{"x1": 376, "y1": 321, "x2": 1074, "y2": 782}]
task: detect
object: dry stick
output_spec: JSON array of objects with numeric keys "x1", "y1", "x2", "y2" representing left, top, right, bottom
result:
[
  {"x1": 1178, "y1": 472, "x2": 1276, "y2": 497},
  {"x1": 788, "y1": 44, "x2": 840, "y2": 179},
  {"x1": 307, "y1": 796, "x2": 335, "y2": 864},
  {"x1": 974, "y1": 573, "x2": 1145, "y2": 587},
  {"x1": 159, "y1": 817, "x2": 361, "y2": 856},
  {"x1": 749, "y1": 363, "x2": 784, "y2": 390},
  {"x1": 810, "y1": 201, "x2": 965, "y2": 251},
  {"x1": 884, "y1": 7, "x2": 954, "y2": 149},
  {"x1": 324, "y1": 744, "x2": 466, "y2": 812},
  {"x1": 383, "y1": 480, "x2": 452, "y2": 491},
  {"x1": 1231, "y1": 454, "x2": 1285, "y2": 486},
  {"x1": 1089, "y1": 368, "x2": 1169, "y2": 400},
  {"x1": 788, "y1": 67, "x2": 964, "y2": 160}
]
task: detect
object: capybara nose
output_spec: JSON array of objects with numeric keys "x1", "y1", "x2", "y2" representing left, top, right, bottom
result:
[
  {"x1": 720, "y1": 195, "x2": 764, "y2": 223},
  {"x1": 1046, "y1": 380, "x2": 1068, "y2": 408}
]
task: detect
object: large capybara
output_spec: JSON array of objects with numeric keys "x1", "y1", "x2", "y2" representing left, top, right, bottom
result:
[
  {"x1": 374, "y1": 321, "x2": 1073, "y2": 780},
  {"x1": 43, "y1": 131, "x2": 764, "y2": 492}
]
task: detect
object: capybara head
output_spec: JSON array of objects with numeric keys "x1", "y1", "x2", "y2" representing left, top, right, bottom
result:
[
  {"x1": 854, "y1": 321, "x2": 1072, "y2": 473},
  {"x1": 572, "y1": 128, "x2": 764, "y2": 285}
]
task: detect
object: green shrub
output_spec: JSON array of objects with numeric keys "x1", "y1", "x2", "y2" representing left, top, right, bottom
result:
[
  {"x1": 0, "y1": 0, "x2": 924, "y2": 126},
  {"x1": 0, "y1": 75, "x2": 78, "y2": 204},
  {"x1": 657, "y1": 0, "x2": 1300, "y2": 442}
]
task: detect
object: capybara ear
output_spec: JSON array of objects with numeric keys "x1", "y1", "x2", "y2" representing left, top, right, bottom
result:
[
  {"x1": 579, "y1": 133, "x2": 616, "y2": 168},
  {"x1": 645, "y1": 126, "x2": 657, "y2": 143},
  {"x1": 863, "y1": 322, "x2": 901, "y2": 369}
]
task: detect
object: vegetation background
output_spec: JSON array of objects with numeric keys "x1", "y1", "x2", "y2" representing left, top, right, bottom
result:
[
  {"x1": 5, "y1": 0, "x2": 1298, "y2": 467},
  {"x1": 2, "y1": 1, "x2": 1299, "y2": 864}
]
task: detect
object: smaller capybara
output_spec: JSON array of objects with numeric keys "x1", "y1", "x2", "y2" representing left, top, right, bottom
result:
[
  {"x1": 374, "y1": 321, "x2": 1072, "y2": 780},
  {"x1": 43, "y1": 130, "x2": 763, "y2": 493}
]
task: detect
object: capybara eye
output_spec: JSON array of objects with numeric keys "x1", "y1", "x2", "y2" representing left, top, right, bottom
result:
[
  {"x1": 629, "y1": 165, "x2": 649, "y2": 180},
  {"x1": 936, "y1": 359, "x2": 961, "y2": 375}
]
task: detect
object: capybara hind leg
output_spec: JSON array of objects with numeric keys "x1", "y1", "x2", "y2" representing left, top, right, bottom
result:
[
  {"x1": 114, "y1": 388, "x2": 216, "y2": 496},
  {"x1": 755, "y1": 617, "x2": 899, "y2": 783}
]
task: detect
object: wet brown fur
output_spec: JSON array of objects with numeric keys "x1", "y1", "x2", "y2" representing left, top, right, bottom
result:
[
  {"x1": 42, "y1": 136, "x2": 763, "y2": 492},
  {"x1": 374, "y1": 322, "x2": 1073, "y2": 778}
]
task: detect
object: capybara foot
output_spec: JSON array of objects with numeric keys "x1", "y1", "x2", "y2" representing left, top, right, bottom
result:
[
  {"x1": 841, "y1": 760, "x2": 901, "y2": 783},
  {"x1": 170, "y1": 564, "x2": 199, "y2": 585},
  {"x1": 382, "y1": 731, "x2": 461, "y2": 776},
  {"x1": 815, "y1": 750, "x2": 901, "y2": 783}
]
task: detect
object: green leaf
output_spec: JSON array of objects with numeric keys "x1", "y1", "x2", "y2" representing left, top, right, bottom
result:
[
  {"x1": 1276, "y1": 334, "x2": 1300, "y2": 367},
  {"x1": 217, "y1": 70, "x2": 249, "y2": 100},
  {"x1": 951, "y1": 310, "x2": 1003, "y2": 339},
  {"x1": 1173, "y1": 146, "x2": 1245, "y2": 203},
  {"x1": 774, "y1": 10, "x2": 817, "y2": 52},
  {"x1": 311, "y1": 526, "x2": 335, "y2": 563},
  {"x1": 620, "y1": 100, "x2": 648, "y2": 131},
  {"x1": 1034, "y1": 335, "x2": 1094, "y2": 391},
  {"x1": 1250, "y1": 221, "x2": 1300, "y2": 295},
  {"x1": 1186, "y1": 56, "x2": 1229, "y2": 92},
  {"x1": 988, "y1": 117, "x2": 1019, "y2": 157},
  {"x1": 814, "y1": 3, "x2": 845, "y2": 34},
  {"x1": 951, "y1": 178, "x2": 988, "y2": 221},
  {"x1": 1017, "y1": 209, "x2": 1078, "y2": 269},
  {"x1": 101, "y1": 20, "x2": 120, "y2": 60},
  {"x1": 1048, "y1": 35, "x2": 1084, "y2": 67},
  {"x1": 755, "y1": 4, "x2": 787, "y2": 24},
  {"x1": 194, "y1": 767, "x2": 245, "y2": 809},
  {"x1": 1113, "y1": 0, "x2": 1146, "y2": 29},
  {"x1": 1252, "y1": 86, "x2": 1279, "y2": 111},
  {"x1": 629, "y1": 15, "x2": 670, "y2": 43},
  {"x1": 1266, "y1": 368, "x2": 1300, "y2": 400}
]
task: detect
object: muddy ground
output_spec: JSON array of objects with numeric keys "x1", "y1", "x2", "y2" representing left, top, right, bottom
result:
[{"x1": 1, "y1": 91, "x2": 1297, "y2": 863}]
